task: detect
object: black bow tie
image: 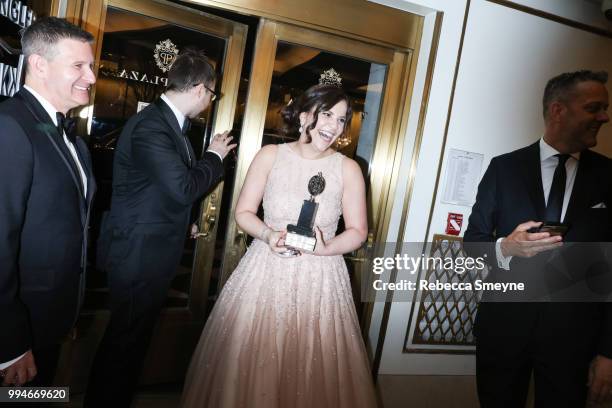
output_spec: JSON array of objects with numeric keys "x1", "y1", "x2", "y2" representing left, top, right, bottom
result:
[
  {"x1": 56, "y1": 112, "x2": 77, "y2": 143},
  {"x1": 182, "y1": 118, "x2": 191, "y2": 135}
]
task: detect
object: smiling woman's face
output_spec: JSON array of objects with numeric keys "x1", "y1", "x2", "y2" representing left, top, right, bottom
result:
[{"x1": 299, "y1": 100, "x2": 348, "y2": 152}]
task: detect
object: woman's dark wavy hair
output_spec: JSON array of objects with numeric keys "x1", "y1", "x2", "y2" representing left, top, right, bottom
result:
[{"x1": 280, "y1": 84, "x2": 353, "y2": 143}]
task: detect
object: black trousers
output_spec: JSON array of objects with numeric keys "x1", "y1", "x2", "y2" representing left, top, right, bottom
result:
[
  {"x1": 475, "y1": 303, "x2": 595, "y2": 408},
  {"x1": 84, "y1": 272, "x2": 173, "y2": 408},
  {"x1": 30, "y1": 344, "x2": 61, "y2": 387}
]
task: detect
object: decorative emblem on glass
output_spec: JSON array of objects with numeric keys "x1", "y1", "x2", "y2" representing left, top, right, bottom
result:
[{"x1": 154, "y1": 39, "x2": 179, "y2": 72}]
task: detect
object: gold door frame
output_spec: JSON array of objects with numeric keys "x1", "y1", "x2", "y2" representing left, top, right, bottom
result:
[
  {"x1": 219, "y1": 19, "x2": 423, "y2": 342},
  {"x1": 78, "y1": 0, "x2": 247, "y2": 317},
  {"x1": 63, "y1": 0, "x2": 421, "y2": 50}
]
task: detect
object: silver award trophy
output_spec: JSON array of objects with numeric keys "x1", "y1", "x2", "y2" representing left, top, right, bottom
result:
[{"x1": 284, "y1": 172, "x2": 326, "y2": 252}]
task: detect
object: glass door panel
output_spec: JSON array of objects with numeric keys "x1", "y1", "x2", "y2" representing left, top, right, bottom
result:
[
  {"x1": 87, "y1": 6, "x2": 227, "y2": 310},
  {"x1": 218, "y1": 21, "x2": 412, "y2": 334},
  {"x1": 261, "y1": 41, "x2": 387, "y2": 171},
  {"x1": 257, "y1": 41, "x2": 388, "y2": 316}
]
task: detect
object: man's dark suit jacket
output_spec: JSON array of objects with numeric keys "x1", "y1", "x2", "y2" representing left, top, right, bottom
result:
[
  {"x1": 0, "y1": 88, "x2": 96, "y2": 362},
  {"x1": 86, "y1": 98, "x2": 224, "y2": 407},
  {"x1": 99, "y1": 98, "x2": 224, "y2": 282},
  {"x1": 464, "y1": 141, "x2": 612, "y2": 359}
]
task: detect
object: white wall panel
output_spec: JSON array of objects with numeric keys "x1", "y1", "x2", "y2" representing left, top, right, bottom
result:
[{"x1": 370, "y1": 0, "x2": 612, "y2": 376}]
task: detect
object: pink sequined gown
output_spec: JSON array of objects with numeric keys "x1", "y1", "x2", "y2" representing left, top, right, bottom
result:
[{"x1": 182, "y1": 144, "x2": 377, "y2": 408}]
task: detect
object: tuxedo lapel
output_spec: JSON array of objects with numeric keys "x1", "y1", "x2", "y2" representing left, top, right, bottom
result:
[
  {"x1": 519, "y1": 142, "x2": 546, "y2": 220},
  {"x1": 74, "y1": 140, "x2": 95, "y2": 204},
  {"x1": 155, "y1": 99, "x2": 194, "y2": 167},
  {"x1": 16, "y1": 89, "x2": 85, "y2": 199},
  {"x1": 16, "y1": 88, "x2": 54, "y2": 125},
  {"x1": 74, "y1": 139, "x2": 96, "y2": 270},
  {"x1": 156, "y1": 98, "x2": 183, "y2": 137}
]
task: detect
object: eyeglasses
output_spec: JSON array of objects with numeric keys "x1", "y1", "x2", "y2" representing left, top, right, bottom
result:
[{"x1": 204, "y1": 85, "x2": 218, "y2": 101}]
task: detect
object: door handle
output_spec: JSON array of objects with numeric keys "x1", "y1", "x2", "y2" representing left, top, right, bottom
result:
[
  {"x1": 343, "y1": 231, "x2": 375, "y2": 263},
  {"x1": 366, "y1": 231, "x2": 374, "y2": 249},
  {"x1": 344, "y1": 256, "x2": 368, "y2": 263},
  {"x1": 235, "y1": 228, "x2": 248, "y2": 248},
  {"x1": 194, "y1": 204, "x2": 217, "y2": 238}
]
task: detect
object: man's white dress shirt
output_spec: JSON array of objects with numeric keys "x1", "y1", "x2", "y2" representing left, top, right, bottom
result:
[
  {"x1": 495, "y1": 138, "x2": 580, "y2": 269},
  {"x1": 23, "y1": 85, "x2": 88, "y2": 197}
]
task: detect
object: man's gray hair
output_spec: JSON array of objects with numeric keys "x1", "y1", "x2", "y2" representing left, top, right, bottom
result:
[
  {"x1": 21, "y1": 16, "x2": 94, "y2": 61},
  {"x1": 543, "y1": 70, "x2": 608, "y2": 119}
]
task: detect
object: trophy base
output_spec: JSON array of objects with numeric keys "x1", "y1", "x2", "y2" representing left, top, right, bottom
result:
[
  {"x1": 285, "y1": 231, "x2": 316, "y2": 252},
  {"x1": 277, "y1": 248, "x2": 301, "y2": 257}
]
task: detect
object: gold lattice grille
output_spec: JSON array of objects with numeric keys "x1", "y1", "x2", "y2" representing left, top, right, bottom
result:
[{"x1": 412, "y1": 234, "x2": 489, "y2": 346}]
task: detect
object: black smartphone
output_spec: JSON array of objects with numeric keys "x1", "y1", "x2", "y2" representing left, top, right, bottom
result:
[{"x1": 528, "y1": 222, "x2": 569, "y2": 237}]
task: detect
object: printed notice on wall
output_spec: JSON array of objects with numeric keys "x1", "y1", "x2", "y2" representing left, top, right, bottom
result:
[{"x1": 441, "y1": 149, "x2": 484, "y2": 206}]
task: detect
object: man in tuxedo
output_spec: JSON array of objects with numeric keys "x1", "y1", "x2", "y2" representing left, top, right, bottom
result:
[
  {"x1": 464, "y1": 70, "x2": 611, "y2": 407},
  {"x1": 84, "y1": 49, "x2": 235, "y2": 407},
  {"x1": 0, "y1": 17, "x2": 96, "y2": 386}
]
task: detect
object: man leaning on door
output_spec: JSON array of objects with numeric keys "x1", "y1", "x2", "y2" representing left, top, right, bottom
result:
[{"x1": 84, "y1": 49, "x2": 236, "y2": 408}]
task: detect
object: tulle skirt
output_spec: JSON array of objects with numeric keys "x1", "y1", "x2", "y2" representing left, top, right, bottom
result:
[{"x1": 181, "y1": 240, "x2": 378, "y2": 408}]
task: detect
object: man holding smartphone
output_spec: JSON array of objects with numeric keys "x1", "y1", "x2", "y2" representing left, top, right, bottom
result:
[{"x1": 465, "y1": 70, "x2": 611, "y2": 407}]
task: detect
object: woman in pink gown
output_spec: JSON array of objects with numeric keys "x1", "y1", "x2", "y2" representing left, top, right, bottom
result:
[{"x1": 182, "y1": 84, "x2": 378, "y2": 408}]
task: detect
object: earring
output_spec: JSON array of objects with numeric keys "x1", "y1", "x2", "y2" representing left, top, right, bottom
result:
[{"x1": 299, "y1": 125, "x2": 304, "y2": 133}]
